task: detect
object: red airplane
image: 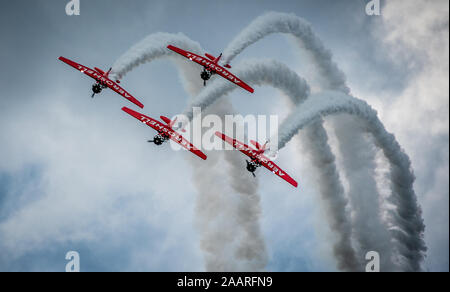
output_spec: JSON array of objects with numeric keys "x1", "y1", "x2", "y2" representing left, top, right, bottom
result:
[
  {"x1": 59, "y1": 56, "x2": 144, "y2": 108},
  {"x1": 215, "y1": 132, "x2": 298, "y2": 188},
  {"x1": 122, "y1": 107, "x2": 207, "y2": 160},
  {"x1": 167, "y1": 45, "x2": 254, "y2": 93}
]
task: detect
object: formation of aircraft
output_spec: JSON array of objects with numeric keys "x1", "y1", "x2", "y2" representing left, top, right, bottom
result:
[
  {"x1": 59, "y1": 45, "x2": 298, "y2": 188},
  {"x1": 167, "y1": 45, "x2": 254, "y2": 93},
  {"x1": 215, "y1": 132, "x2": 298, "y2": 188}
]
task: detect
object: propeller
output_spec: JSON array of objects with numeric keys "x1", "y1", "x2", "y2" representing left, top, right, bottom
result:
[
  {"x1": 147, "y1": 140, "x2": 154, "y2": 143},
  {"x1": 91, "y1": 93, "x2": 95, "y2": 98}
]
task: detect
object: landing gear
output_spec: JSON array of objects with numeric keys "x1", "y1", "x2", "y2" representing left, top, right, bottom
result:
[
  {"x1": 246, "y1": 160, "x2": 260, "y2": 178},
  {"x1": 148, "y1": 134, "x2": 168, "y2": 146}
]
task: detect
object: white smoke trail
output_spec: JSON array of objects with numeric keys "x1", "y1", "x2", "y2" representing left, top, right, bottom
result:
[
  {"x1": 300, "y1": 121, "x2": 361, "y2": 271},
  {"x1": 331, "y1": 117, "x2": 394, "y2": 271},
  {"x1": 182, "y1": 59, "x2": 362, "y2": 271},
  {"x1": 112, "y1": 32, "x2": 204, "y2": 96},
  {"x1": 111, "y1": 13, "x2": 427, "y2": 271},
  {"x1": 111, "y1": 16, "x2": 362, "y2": 271},
  {"x1": 274, "y1": 91, "x2": 427, "y2": 271},
  {"x1": 195, "y1": 98, "x2": 268, "y2": 271},
  {"x1": 112, "y1": 33, "x2": 268, "y2": 271},
  {"x1": 223, "y1": 12, "x2": 395, "y2": 270},
  {"x1": 223, "y1": 12, "x2": 349, "y2": 93},
  {"x1": 182, "y1": 59, "x2": 310, "y2": 119}
]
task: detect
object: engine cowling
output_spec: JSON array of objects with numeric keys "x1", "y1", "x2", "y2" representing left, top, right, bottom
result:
[
  {"x1": 200, "y1": 70, "x2": 211, "y2": 81},
  {"x1": 92, "y1": 83, "x2": 102, "y2": 94},
  {"x1": 246, "y1": 160, "x2": 258, "y2": 173}
]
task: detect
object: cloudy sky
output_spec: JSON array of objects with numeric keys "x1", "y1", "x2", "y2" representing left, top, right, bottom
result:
[{"x1": 0, "y1": 0, "x2": 448, "y2": 272}]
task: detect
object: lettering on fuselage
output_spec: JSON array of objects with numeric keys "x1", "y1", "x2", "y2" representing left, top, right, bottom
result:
[
  {"x1": 138, "y1": 116, "x2": 197, "y2": 151},
  {"x1": 232, "y1": 140, "x2": 285, "y2": 177},
  {"x1": 185, "y1": 53, "x2": 241, "y2": 85},
  {"x1": 77, "y1": 64, "x2": 131, "y2": 98}
]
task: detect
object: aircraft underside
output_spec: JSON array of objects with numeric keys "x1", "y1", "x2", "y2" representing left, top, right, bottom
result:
[
  {"x1": 148, "y1": 133, "x2": 169, "y2": 145},
  {"x1": 246, "y1": 160, "x2": 261, "y2": 177},
  {"x1": 200, "y1": 68, "x2": 214, "y2": 86},
  {"x1": 91, "y1": 82, "x2": 107, "y2": 98}
]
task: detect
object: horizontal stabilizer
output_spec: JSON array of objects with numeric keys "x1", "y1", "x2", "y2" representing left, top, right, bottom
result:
[
  {"x1": 205, "y1": 53, "x2": 216, "y2": 61},
  {"x1": 160, "y1": 116, "x2": 171, "y2": 125},
  {"x1": 94, "y1": 67, "x2": 105, "y2": 75}
]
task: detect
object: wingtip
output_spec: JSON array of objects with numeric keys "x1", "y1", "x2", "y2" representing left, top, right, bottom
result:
[
  {"x1": 132, "y1": 100, "x2": 144, "y2": 109},
  {"x1": 196, "y1": 151, "x2": 207, "y2": 161}
]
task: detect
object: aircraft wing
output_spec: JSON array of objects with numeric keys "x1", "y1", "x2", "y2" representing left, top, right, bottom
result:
[
  {"x1": 104, "y1": 81, "x2": 144, "y2": 109},
  {"x1": 59, "y1": 56, "x2": 144, "y2": 108},
  {"x1": 215, "y1": 131, "x2": 259, "y2": 160},
  {"x1": 167, "y1": 45, "x2": 254, "y2": 93},
  {"x1": 213, "y1": 66, "x2": 254, "y2": 93},
  {"x1": 215, "y1": 132, "x2": 298, "y2": 187},
  {"x1": 122, "y1": 107, "x2": 207, "y2": 160},
  {"x1": 258, "y1": 156, "x2": 298, "y2": 188}
]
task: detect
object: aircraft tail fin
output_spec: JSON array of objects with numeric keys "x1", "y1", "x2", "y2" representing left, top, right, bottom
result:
[
  {"x1": 251, "y1": 140, "x2": 269, "y2": 153},
  {"x1": 216, "y1": 53, "x2": 222, "y2": 63},
  {"x1": 250, "y1": 140, "x2": 262, "y2": 150}
]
